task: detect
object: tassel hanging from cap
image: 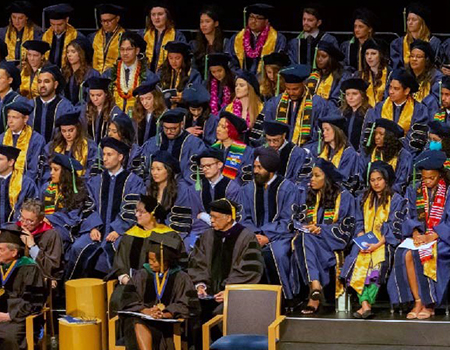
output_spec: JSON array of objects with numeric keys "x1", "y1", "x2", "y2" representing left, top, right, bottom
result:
[
  {"x1": 243, "y1": 7, "x2": 247, "y2": 29},
  {"x1": 159, "y1": 241, "x2": 164, "y2": 278},
  {"x1": 312, "y1": 46, "x2": 318, "y2": 70},
  {"x1": 403, "y1": 8, "x2": 407, "y2": 33},
  {"x1": 195, "y1": 165, "x2": 202, "y2": 191},
  {"x1": 68, "y1": 158, "x2": 79, "y2": 194},
  {"x1": 276, "y1": 72, "x2": 281, "y2": 96},
  {"x1": 439, "y1": 80, "x2": 442, "y2": 107},
  {"x1": 155, "y1": 113, "x2": 165, "y2": 147},
  {"x1": 317, "y1": 128, "x2": 323, "y2": 155},
  {"x1": 204, "y1": 54, "x2": 209, "y2": 81},
  {"x1": 366, "y1": 161, "x2": 372, "y2": 186},
  {"x1": 366, "y1": 122, "x2": 376, "y2": 147}
]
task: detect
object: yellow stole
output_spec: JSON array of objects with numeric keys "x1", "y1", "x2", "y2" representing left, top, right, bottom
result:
[
  {"x1": 319, "y1": 145, "x2": 345, "y2": 169},
  {"x1": 413, "y1": 80, "x2": 431, "y2": 103},
  {"x1": 234, "y1": 26, "x2": 278, "y2": 74},
  {"x1": 144, "y1": 28, "x2": 176, "y2": 71},
  {"x1": 366, "y1": 67, "x2": 388, "y2": 107},
  {"x1": 54, "y1": 139, "x2": 89, "y2": 176},
  {"x1": 92, "y1": 26, "x2": 125, "y2": 74},
  {"x1": 381, "y1": 97, "x2": 415, "y2": 133},
  {"x1": 315, "y1": 73, "x2": 334, "y2": 100},
  {"x1": 402, "y1": 36, "x2": 411, "y2": 67},
  {"x1": 19, "y1": 70, "x2": 39, "y2": 99},
  {"x1": 370, "y1": 149, "x2": 399, "y2": 171},
  {"x1": 7, "y1": 170, "x2": 24, "y2": 213},
  {"x1": 3, "y1": 125, "x2": 33, "y2": 173},
  {"x1": 42, "y1": 24, "x2": 79, "y2": 68},
  {"x1": 5, "y1": 25, "x2": 34, "y2": 61},
  {"x1": 125, "y1": 224, "x2": 173, "y2": 238},
  {"x1": 350, "y1": 195, "x2": 389, "y2": 294}
]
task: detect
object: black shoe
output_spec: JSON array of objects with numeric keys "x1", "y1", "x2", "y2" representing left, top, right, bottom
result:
[
  {"x1": 353, "y1": 311, "x2": 363, "y2": 319},
  {"x1": 310, "y1": 289, "x2": 323, "y2": 301},
  {"x1": 361, "y1": 310, "x2": 374, "y2": 319}
]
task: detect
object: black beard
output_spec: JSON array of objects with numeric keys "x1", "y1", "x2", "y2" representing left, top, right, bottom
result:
[{"x1": 254, "y1": 172, "x2": 270, "y2": 186}]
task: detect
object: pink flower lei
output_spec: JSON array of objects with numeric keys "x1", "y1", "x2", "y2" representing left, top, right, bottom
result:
[
  {"x1": 232, "y1": 98, "x2": 251, "y2": 127},
  {"x1": 210, "y1": 78, "x2": 232, "y2": 115},
  {"x1": 243, "y1": 24, "x2": 270, "y2": 59}
]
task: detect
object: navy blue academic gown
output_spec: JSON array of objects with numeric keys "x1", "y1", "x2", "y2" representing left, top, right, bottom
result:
[
  {"x1": 390, "y1": 36, "x2": 442, "y2": 70},
  {"x1": 0, "y1": 174, "x2": 37, "y2": 224},
  {"x1": 288, "y1": 32, "x2": 339, "y2": 67},
  {"x1": 0, "y1": 90, "x2": 22, "y2": 134}
]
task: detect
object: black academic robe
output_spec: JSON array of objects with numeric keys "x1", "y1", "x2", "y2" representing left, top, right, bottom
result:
[{"x1": 0, "y1": 258, "x2": 45, "y2": 350}]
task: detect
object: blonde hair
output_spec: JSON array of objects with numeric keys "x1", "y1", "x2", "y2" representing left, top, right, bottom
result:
[
  {"x1": 407, "y1": 17, "x2": 431, "y2": 44},
  {"x1": 260, "y1": 64, "x2": 285, "y2": 99}
]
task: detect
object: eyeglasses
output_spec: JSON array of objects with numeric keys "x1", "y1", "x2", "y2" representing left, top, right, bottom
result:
[
  {"x1": 19, "y1": 217, "x2": 38, "y2": 225},
  {"x1": 200, "y1": 162, "x2": 218, "y2": 170},
  {"x1": 248, "y1": 14, "x2": 266, "y2": 21},
  {"x1": 100, "y1": 16, "x2": 117, "y2": 24}
]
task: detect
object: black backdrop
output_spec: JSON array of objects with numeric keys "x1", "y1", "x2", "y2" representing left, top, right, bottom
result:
[{"x1": 3, "y1": 1, "x2": 450, "y2": 38}]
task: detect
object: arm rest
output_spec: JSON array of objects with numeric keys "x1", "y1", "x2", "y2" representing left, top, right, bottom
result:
[
  {"x1": 202, "y1": 315, "x2": 224, "y2": 350},
  {"x1": 268, "y1": 315, "x2": 286, "y2": 350}
]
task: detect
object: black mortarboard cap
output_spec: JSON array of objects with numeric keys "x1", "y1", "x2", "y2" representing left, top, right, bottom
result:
[
  {"x1": 55, "y1": 112, "x2": 81, "y2": 127},
  {"x1": 209, "y1": 198, "x2": 239, "y2": 216},
  {"x1": 341, "y1": 78, "x2": 369, "y2": 92},
  {"x1": 85, "y1": 76, "x2": 111, "y2": 91},
  {"x1": 219, "y1": 111, "x2": 247, "y2": 134},
  {"x1": 182, "y1": 83, "x2": 210, "y2": 107},
  {"x1": 319, "y1": 113, "x2": 348, "y2": 132},
  {"x1": 406, "y1": 2, "x2": 431, "y2": 28},
  {"x1": 151, "y1": 150, "x2": 181, "y2": 174},
  {"x1": 96, "y1": 4, "x2": 125, "y2": 16},
  {"x1": 314, "y1": 158, "x2": 344, "y2": 183},
  {"x1": 0, "y1": 61, "x2": 21, "y2": 91},
  {"x1": 44, "y1": 3, "x2": 74, "y2": 20},
  {"x1": 263, "y1": 120, "x2": 290, "y2": 136},
  {"x1": 132, "y1": 75, "x2": 160, "y2": 96},
  {"x1": 120, "y1": 31, "x2": 147, "y2": 53},
  {"x1": 6, "y1": 1, "x2": 34, "y2": 17},
  {"x1": 410, "y1": 39, "x2": 434, "y2": 62},
  {"x1": 69, "y1": 37, "x2": 94, "y2": 64},
  {"x1": 246, "y1": 3, "x2": 274, "y2": 20},
  {"x1": 51, "y1": 153, "x2": 83, "y2": 171},
  {"x1": 415, "y1": 150, "x2": 447, "y2": 170},
  {"x1": 39, "y1": 64, "x2": 65, "y2": 93},
  {"x1": 279, "y1": 64, "x2": 311, "y2": 84},
  {"x1": 263, "y1": 52, "x2": 290, "y2": 67},
  {"x1": 164, "y1": 41, "x2": 191, "y2": 57},
  {"x1": 5, "y1": 98, "x2": 33, "y2": 115},
  {"x1": 361, "y1": 38, "x2": 389, "y2": 58},
  {"x1": 101, "y1": 137, "x2": 131, "y2": 155},
  {"x1": 428, "y1": 121, "x2": 450, "y2": 138},
  {"x1": 353, "y1": 7, "x2": 377, "y2": 29},
  {"x1": 0, "y1": 227, "x2": 27, "y2": 246},
  {"x1": 375, "y1": 118, "x2": 405, "y2": 138},
  {"x1": 207, "y1": 53, "x2": 231, "y2": 68},
  {"x1": 111, "y1": 112, "x2": 136, "y2": 142},
  {"x1": 160, "y1": 108, "x2": 187, "y2": 124},
  {"x1": 194, "y1": 147, "x2": 225, "y2": 164},
  {"x1": 23, "y1": 40, "x2": 51, "y2": 55},
  {"x1": 442, "y1": 76, "x2": 450, "y2": 91},
  {"x1": 0, "y1": 145, "x2": 21, "y2": 160},
  {"x1": 317, "y1": 41, "x2": 344, "y2": 61},
  {"x1": 390, "y1": 68, "x2": 419, "y2": 93},
  {"x1": 235, "y1": 70, "x2": 260, "y2": 96}
]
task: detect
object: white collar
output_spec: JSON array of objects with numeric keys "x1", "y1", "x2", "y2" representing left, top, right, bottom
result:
[
  {"x1": 40, "y1": 95, "x2": 57, "y2": 105},
  {"x1": 124, "y1": 60, "x2": 137, "y2": 70},
  {"x1": 266, "y1": 174, "x2": 278, "y2": 187},
  {"x1": 209, "y1": 174, "x2": 224, "y2": 187},
  {"x1": 278, "y1": 140, "x2": 289, "y2": 152},
  {"x1": 0, "y1": 172, "x2": 12, "y2": 180},
  {"x1": 146, "y1": 112, "x2": 152, "y2": 122},
  {"x1": 304, "y1": 29, "x2": 319, "y2": 38},
  {"x1": 12, "y1": 130, "x2": 22, "y2": 136},
  {"x1": 108, "y1": 167, "x2": 124, "y2": 177},
  {"x1": 393, "y1": 100, "x2": 407, "y2": 107}
]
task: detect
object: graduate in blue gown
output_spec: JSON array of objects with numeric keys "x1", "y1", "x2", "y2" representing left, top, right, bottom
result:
[
  {"x1": 360, "y1": 119, "x2": 413, "y2": 195},
  {"x1": 341, "y1": 161, "x2": 407, "y2": 319},
  {"x1": 262, "y1": 64, "x2": 332, "y2": 147},
  {"x1": 1, "y1": 99, "x2": 46, "y2": 181},
  {"x1": 0, "y1": 145, "x2": 37, "y2": 223},
  {"x1": 137, "y1": 107, "x2": 206, "y2": 185},
  {"x1": 430, "y1": 76, "x2": 450, "y2": 125},
  {"x1": 390, "y1": 3, "x2": 442, "y2": 70},
  {"x1": 211, "y1": 111, "x2": 254, "y2": 185},
  {"x1": 226, "y1": 4, "x2": 286, "y2": 76},
  {"x1": 42, "y1": 111, "x2": 98, "y2": 184},
  {"x1": 340, "y1": 8, "x2": 377, "y2": 73},
  {"x1": 29, "y1": 64, "x2": 74, "y2": 143},
  {"x1": 387, "y1": 151, "x2": 450, "y2": 319},
  {"x1": 291, "y1": 159, "x2": 356, "y2": 314},
  {"x1": 287, "y1": 6, "x2": 338, "y2": 67},
  {"x1": 67, "y1": 137, "x2": 146, "y2": 278},
  {"x1": 189, "y1": 147, "x2": 240, "y2": 249},
  {"x1": 263, "y1": 120, "x2": 312, "y2": 186},
  {"x1": 239, "y1": 147, "x2": 299, "y2": 302},
  {"x1": 0, "y1": 61, "x2": 22, "y2": 134},
  {"x1": 311, "y1": 113, "x2": 361, "y2": 184},
  {"x1": 363, "y1": 69, "x2": 429, "y2": 156},
  {"x1": 131, "y1": 75, "x2": 165, "y2": 146},
  {"x1": 182, "y1": 83, "x2": 219, "y2": 146}
]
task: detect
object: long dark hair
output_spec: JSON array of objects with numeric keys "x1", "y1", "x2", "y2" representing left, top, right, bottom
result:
[
  {"x1": 62, "y1": 41, "x2": 90, "y2": 85},
  {"x1": 54, "y1": 165, "x2": 88, "y2": 211},
  {"x1": 132, "y1": 89, "x2": 166, "y2": 123},
  {"x1": 86, "y1": 91, "x2": 116, "y2": 128},
  {"x1": 148, "y1": 163, "x2": 178, "y2": 211},
  {"x1": 206, "y1": 65, "x2": 235, "y2": 96},
  {"x1": 185, "y1": 103, "x2": 211, "y2": 129},
  {"x1": 307, "y1": 175, "x2": 341, "y2": 210},
  {"x1": 193, "y1": 8, "x2": 224, "y2": 68},
  {"x1": 362, "y1": 50, "x2": 389, "y2": 91},
  {"x1": 364, "y1": 129, "x2": 402, "y2": 161},
  {"x1": 362, "y1": 169, "x2": 393, "y2": 209},
  {"x1": 406, "y1": 59, "x2": 434, "y2": 87},
  {"x1": 320, "y1": 54, "x2": 344, "y2": 81},
  {"x1": 159, "y1": 56, "x2": 192, "y2": 91},
  {"x1": 50, "y1": 122, "x2": 88, "y2": 161},
  {"x1": 324, "y1": 124, "x2": 347, "y2": 153}
]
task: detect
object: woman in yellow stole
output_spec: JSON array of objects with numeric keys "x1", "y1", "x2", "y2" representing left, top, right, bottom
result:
[
  {"x1": 341, "y1": 161, "x2": 406, "y2": 319},
  {"x1": 388, "y1": 150, "x2": 450, "y2": 319},
  {"x1": 20, "y1": 40, "x2": 49, "y2": 99}
]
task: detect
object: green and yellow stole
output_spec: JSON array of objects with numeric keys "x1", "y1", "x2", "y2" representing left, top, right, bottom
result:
[
  {"x1": 306, "y1": 191, "x2": 341, "y2": 225},
  {"x1": 44, "y1": 183, "x2": 64, "y2": 215}
]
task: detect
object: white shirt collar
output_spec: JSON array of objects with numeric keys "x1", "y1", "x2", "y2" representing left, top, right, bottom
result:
[
  {"x1": 266, "y1": 174, "x2": 278, "y2": 187},
  {"x1": 109, "y1": 167, "x2": 124, "y2": 177},
  {"x1": 209, "y1": 174, "x2": 224, "y2": 188},
  {"x1": 12, "y1": 130, "x2": 22, "y2": 136},
  {"x1": 0, "y1": 172, "x2": 12, "y2": 180},
  {"x1": 393, "y1": 100, "x2": 407, "y2": 107},
  {"x1": 146, "y1": 113, "x2": 152, "y2": 123},
  {"x1": 304, "y1": 29, "x2": 320, "y2": 38},
  {"x1": 124, "y1": 60, "x2": 138, "y2": 70},
  {"x1": 278, "y1": 140, "x2": 289, "y2": 152},
  {"x1": 40, "y1": 95, "x2": 57, "y2": 105}
]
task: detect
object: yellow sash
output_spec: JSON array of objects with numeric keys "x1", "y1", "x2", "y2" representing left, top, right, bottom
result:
[
  {"x1": 366, "y1": 67, "x2": 388, "y2": 107},
  {"x1": 4, "y1": 25, "x2": 34, "y2": 61},
  {"x1": 3, "y1": 125, "x2": 32, "y2": 173},
  {"x1": 125, "y1": 224, "x2": 173, "y2": 238},
  {"x1": 413, "y1": 80, "x2": 431, "y2": 103},
  {"x1": 19, "y1": 70, "x2": 39, "y2": 99},
  {"x1": 144, "y1": 28, "x2": 176, "y2": 71},
  {"x1": 424, "y1": 244, "x2": 437, "y2": 281},
  {"x1": 319, "y1": 144, "x2": 345, "y2": 169},
  {"x1": 42, "y1": 24, "x2": 79, "y2": 68},
  {"x1": 8, "y1": 169, "x2": 24, "y2": 212},
  {"x1": 381, "y1": 96, "x2": 415, "y2": 133},
  {"x1": 92, "y1": 26, "x2": 125, "y2": 74},
  {"x1": 370, "y1": 149, "x2": 399, "y2": 171},
  {"x1": 315, "y1": 73, "x2": 334, "y2": 100},
  {"x1": 234, "y1": 26, "x2": 278, "y2": 74},
  {"x1": 54, "y1": 139, "x2": 89, "y2": 176},
  {"x1": 402, "y1": 36, "x2": 411, "y2": 67},
  {"x1": 350, "y1": 196, "x2": 390, "y2": 294}
]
